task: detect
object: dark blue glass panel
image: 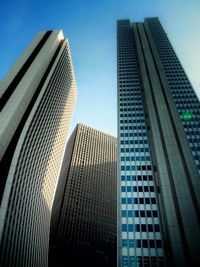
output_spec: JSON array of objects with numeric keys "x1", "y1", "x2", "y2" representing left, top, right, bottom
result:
[
  {"x1": 122, "y1": 224, "x2": 127, "y2": 231},
  {"x1": 122, "y1": 210, "x2": 127, "y2": 217}
]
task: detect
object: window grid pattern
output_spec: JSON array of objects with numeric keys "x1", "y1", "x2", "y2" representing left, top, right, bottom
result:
[
  {"x1": 56, "y1": 124, "x2": 117, "y2": 267},
  {"x1": 0, "y1": 43, "x2": 77, "y2": 267},
  {"x1": 117, "y1": 20, "x2": 164, "y2": 267},
  {"x1": 146, "y1": 18, "x2": 200, "y2": 175}
]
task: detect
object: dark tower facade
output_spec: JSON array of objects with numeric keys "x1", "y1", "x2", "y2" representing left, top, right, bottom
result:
[
  {"x1": 117, "y1": 18, "x2": 200, "y2": 267},
  {"x1": 50, "y1": 124, "x2": 117, "y2": 267}
]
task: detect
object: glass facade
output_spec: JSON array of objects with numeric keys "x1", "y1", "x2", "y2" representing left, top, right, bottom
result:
[
  {"x1": 117, "y1": 20, "x2": 164, "y2": 267},
  {"x1": 146, "y1": 18, "x2": 200, "y2": 175},
  {"x1": 117, "y1": 18, "x2": 200, "y2": 267}
]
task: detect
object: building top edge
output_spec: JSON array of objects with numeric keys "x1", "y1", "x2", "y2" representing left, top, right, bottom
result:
[
  {"x1": 117, "y1": 17, "x2": 159, "y2": 25},
  {"x1": 76, "y1": 123, "x2": 117, "y2": 140}
]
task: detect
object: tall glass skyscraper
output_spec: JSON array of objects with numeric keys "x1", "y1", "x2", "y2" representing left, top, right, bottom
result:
[
  {"x1": 117, "y1": 18, "x2": 200, "y2": 267},
  {"x1": 0, "y1": 30, "x2": 77, "y2": 266}
]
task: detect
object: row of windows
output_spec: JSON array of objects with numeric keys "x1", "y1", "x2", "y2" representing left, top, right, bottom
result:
[
  {"x1": 173, "y1": 92, "x2": 195, "y2": 98},
  {"x1": 121, "y1": 175, "x2": 153, "y2": 181},
  {"x1": 120, "y1": 125, "x2": 146, "y2": 130},
  {"x1": 119, "y1": 80, "x2": 139, "y2": 84},
  {"x1": 118, "y1": 48, "x2": 135, "y2": 51},
  {"x1": 185, "y1": 128, "x2": 200, "y2": 135},
  {"x1": 179, "y1": 112, "x2": 199, "y2": 118},
  {"x1": 120, "y1": 132, "x2": 146, "y2": 137},
  {"x1": 119, "y1": 94, "x2": 141, "y2": 98},
  {"x1": 118, "y1": 32, "x2": 133, "y2": 36},
  {"x1": 121, "y1": 197, "x2": 156, "y2": 205},
  {"x1": 118, "y1": 59, "x2": 135, "y2": 63},
  {"x1": 119, "y1": 86, "x2": 140, "y2": 90},
  {"x1": 121, "y1": 165, "x2": 152, "y2": 171},
  {"x1": 120, "y1": 95, "x2": 141, "y2": 100},
  {"x1": 120, "y1": 102, "x2": 143, "y2": 107},
  {"x1": 118, "y1": 77, "x2": 138, "y2": 80},
  {"x1": 120, "y1": 118, "x2": 144, "y2": 123},
  {"x1": 122, "y1": 238, "x2": 162, "y2": 250},
  {"x1": 122, "y1": 256, "x2": 164, "y2": 267},
  {"x1": 118, "y1": 57, "x2": 135, "y2": 61},
  {"x1": 188, "y1": 138, "x2": 200, "y2": 143},
  {"x1": 121, "y1": 147, "x2": 149, "y2": 153},
  {"x1": 119, "y1": 97, "x2": 141, "y2": 102},
  {"x1": 183, "y1": 123, "x2": 200, "y2": 129},
  {"x1": 190, "y1": 146, "x2": 200, "y2": 152},
  {"x1": 176, "y1": 101, "x2": 199, "y2": 107},
  {"x1": 119, "y1": 88, "x2": 141, "y2": 93},
  {"x1": 121, "y1": 156, "x2": 150, "y2": 161},
  {"x1": 121, "y1": 186, "x2": 155, "y2": 192},
  {"x1": 121, "y1": 239, "x2": 162, "y2": 249},
  {"x1": 119, "y1": 79, "x2": 139, "y2": 83},
  {"x1": 120, "y1": 107, "x2": 143, "y2": 112},
  {"x1": 118, "y1": 78, "x2": 138, "y2": 82},
  {"x1": 118, "y1": 55, "x2": 135, "y2": 61},
  {"x1": 118, "y1": 64, "x2": 133, "y2": 70},
  {"x1": 122, "y1": 224, "x2": 160, "y2": 232},
  {"x1": 118, "y1": 47, "x2": 134, "y2": 51},
  {"x1": 185, "y1": 129, "x2": 200, "y2": 136},
  {"x1": 118, "y1": 63, "x2": 136, "y2": 66},
  {"x1": 183, "y1": 119, "x2": 200, "y2": 125},
  {"x1": 174, "y1": 99, "x2": 199, "y2": 105},
  {"x1": 118, "y1": 38, "x2": 132, "y2": 41},
  {"x1": 121, "y1": 210, "x2": 158, "y2": 217},
  {"x1": 120, "y1": 126, "x2": 146, "y2": 130},
  {"x1": 118, "y1": 67, "x2": 136, "y2": 74},
  {"x1": 118, "y1": 71, "x2": 137, "y2": 75},
  {"x1": 120, "y1": 114, "x2": 144, "y2": 118},
  {"x1": 121, "y1": 140, "x2": 148, "y2": 145}
]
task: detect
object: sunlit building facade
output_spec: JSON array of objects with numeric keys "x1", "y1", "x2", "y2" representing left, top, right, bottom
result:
[
  {"x1": 0, "y1": 30, "x2": 77, "y2": 266},
  {"x1": 49, "y1": 124, "x2": 117, "y2": 267},
  {"x1": 117, "y1": 18, "x2": 200, "y2": 267}
]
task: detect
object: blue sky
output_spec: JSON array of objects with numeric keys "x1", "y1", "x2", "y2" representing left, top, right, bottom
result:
[{"x1": 1, "y1": 0, "x2": 200, "y2": 137}]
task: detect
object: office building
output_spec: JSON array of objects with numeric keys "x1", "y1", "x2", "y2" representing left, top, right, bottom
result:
[
  {"x1": 117, "y1": 18, "x2": 200, "y2": 266},
  {"x1": 0, "y1": 30, "x2": 77, "y2": 266},
  {"x1": 50, "y1": 124, "x2": 117, "y2": 267}
]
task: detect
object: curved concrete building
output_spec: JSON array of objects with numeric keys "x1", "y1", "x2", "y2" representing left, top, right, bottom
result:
[{"x1": 0, "y1": 30, "x2": 77, "y2": 266}]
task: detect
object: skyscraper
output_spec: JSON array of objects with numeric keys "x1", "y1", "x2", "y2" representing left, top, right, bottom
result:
[
  {"x1": 117, "y1": 18, "x2": 200, "y2": 267},
  {"x1": 0, "y1": 30, "x2": 77, "y2": 266},
  {"x1": 50, "y1": 124, "x2": 117, "y2": 267}
]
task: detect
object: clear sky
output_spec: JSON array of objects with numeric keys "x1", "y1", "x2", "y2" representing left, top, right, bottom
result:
[{"x1": 1, "y1": 0, "x2": 200, "y2": 137}]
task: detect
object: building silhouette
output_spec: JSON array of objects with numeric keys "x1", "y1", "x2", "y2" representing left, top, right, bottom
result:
[
  {"x1": 0, "y1": 30, "x2": 77, "y2": 266},
  {"x1": 117, "y1": 18, "x2": 200, "y2": 267},
  {"x1": 50, "y1": 124, "x2": 117, "y2": 267}
]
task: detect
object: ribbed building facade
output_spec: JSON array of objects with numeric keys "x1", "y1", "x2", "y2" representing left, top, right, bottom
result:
[
  {"x1": 50, "y1": 124, "x2": 117, "y2": 267},
  {"x1": 0, "y1": 30, "x2": 77, "y2": 266},
  {"x1": 117, "y1": 18, "x2": 200, "y2": 267}
]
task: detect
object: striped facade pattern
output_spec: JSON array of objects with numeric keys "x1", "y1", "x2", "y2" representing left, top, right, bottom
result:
[
  {"x1": 117, "y1": 18, "x2": 200, "y2": 267},
  {"x1": 117, "y1": 20, "x2": 164, "y2": 267},
  {"x1": 0, "y1": 31, "x2": 77, "y2": 266},
  {"x1": 145, "y1": 19, "x2": 200, "y2": 175}
]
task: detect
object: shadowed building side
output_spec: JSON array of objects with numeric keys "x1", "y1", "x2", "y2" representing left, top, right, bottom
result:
[{"x1": 49, "y1": 124, "x2": 117, "y2": 267}]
